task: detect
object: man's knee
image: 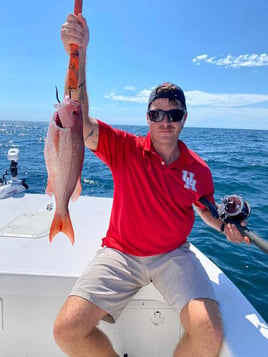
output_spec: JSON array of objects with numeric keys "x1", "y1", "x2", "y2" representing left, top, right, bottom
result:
[
  {"x1": 180, "y1": 299, "x2": 224, "y2": 354},
  {"x1": 53, "y1": 312, "x2": 71, "y2": 343},
  {"x1": 53, "y1": 296, "x2": 106, "y2": 347},
  {"x1": 53, "y1": 307, "x2": 80, "y2": 347}
]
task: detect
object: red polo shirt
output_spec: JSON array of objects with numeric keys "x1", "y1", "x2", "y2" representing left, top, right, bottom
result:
[{"x1": 93, "y1": 121, "x2": 215, "y2": 256}]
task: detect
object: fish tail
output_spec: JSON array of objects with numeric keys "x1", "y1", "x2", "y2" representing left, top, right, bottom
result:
[{"x1": 49, "y1": 212, "x2": 75, "y2": 245}]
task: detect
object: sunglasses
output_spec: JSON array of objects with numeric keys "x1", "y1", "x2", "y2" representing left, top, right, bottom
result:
[{"x1": 147, "y1": 109, "x2": 186, "y2": 122}]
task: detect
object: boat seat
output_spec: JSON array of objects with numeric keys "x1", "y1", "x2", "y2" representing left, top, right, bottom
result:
[{"x1": 99, "y1": 283, "x2": 183, "y2": 356}]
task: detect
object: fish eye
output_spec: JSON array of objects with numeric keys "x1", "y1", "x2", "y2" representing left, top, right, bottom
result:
[{"x1": 72, "y1": 110, "x2": 79, "y2": 117}]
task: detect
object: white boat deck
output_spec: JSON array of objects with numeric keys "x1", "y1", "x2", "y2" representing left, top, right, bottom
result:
[{"x1": 0, "y1": 193, "x2": 267, "y2": 356}]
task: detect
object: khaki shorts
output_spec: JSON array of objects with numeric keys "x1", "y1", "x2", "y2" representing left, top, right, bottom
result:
[{"x1": 70, "y1": 243, "x2": 216, "y2": 323}]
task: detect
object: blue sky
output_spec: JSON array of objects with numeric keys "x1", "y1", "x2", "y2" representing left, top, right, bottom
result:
[{"x1": 1, "y1": 0, "x2": 268, "y2": 129}]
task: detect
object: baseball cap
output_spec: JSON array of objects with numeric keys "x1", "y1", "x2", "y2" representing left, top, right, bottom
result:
[{"x1": 148, "y1": 82, "x2": 187, "y2": 110}]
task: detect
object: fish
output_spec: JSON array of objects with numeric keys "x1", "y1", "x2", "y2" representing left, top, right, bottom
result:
[{"x1": 44, "y1": 95, "x2": 84, "y2": 244}]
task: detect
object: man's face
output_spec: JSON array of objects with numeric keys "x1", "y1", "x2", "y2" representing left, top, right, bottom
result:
[{"x1": 147, "y1": 98, "x2": 187, "y2": 146}]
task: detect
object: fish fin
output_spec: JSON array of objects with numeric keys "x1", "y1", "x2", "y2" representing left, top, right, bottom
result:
[
  {"x1": 45, "y1": 178, "x2": 54, "y2": 196},
  {"x1": 49, "y1": 212, "x2": 75, "y2": 245},
  {"x1": 71, "y1": 177, "x2": 82, "y2": 201}
]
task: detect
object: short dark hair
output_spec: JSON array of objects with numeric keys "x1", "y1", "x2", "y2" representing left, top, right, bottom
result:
[{"x1": 148, "y1": 83, "x2": 187, "y2": 110}]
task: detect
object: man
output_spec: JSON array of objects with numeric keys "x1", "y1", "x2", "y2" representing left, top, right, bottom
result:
[{"x1": 54, "y1": 13, "x2": 249, "y2": 357}]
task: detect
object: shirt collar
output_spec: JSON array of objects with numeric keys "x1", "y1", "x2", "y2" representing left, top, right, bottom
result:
[{"x1": 137, "y1": 133, "x2": 193, "y2": 165}]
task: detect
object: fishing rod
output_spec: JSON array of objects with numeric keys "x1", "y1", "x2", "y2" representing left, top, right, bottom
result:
[
  {"x1": 68, "y1": 0, "x2": 83, "y2": 93},
  {"x1": 199, "y1": 195, "x2": 268, "y2": 255}
]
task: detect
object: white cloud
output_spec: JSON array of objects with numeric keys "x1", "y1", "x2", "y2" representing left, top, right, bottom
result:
[
  {"x1": 104, "y1": 89, "x2": 151, "y2": 103},
  {"x1": 186, "y1": 90, "x2": 268, "y2": 107},
  {"x1": 92, "y1": 86, "x2": 268, "y2": 129},
  {"x1": 105, "y1": 88, "x2": 268, "y2": 108},
  {"x1": 123, "y1": 85, "x2": 136, "y2": 91},
  {"x1": 192, "y1": 53, "x2": 268, "y2": 68}
]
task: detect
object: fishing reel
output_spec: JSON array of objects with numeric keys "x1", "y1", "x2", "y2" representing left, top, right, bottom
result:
[
  {"x1": 217, "y1": 194, "x2": 251, "y2": 223},
  {"x1": 199, "y1": 194, "x2": 268, "y2": 255}
]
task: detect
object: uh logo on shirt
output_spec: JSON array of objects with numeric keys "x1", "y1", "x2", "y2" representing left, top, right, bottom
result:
[{"x1": 182, "y1": 170, "x2": 197, "y2": 192}]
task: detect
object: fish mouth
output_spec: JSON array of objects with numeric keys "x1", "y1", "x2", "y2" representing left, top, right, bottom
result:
[{"x1": 55, "y1": 113, "x2": 64, "y2": 128}]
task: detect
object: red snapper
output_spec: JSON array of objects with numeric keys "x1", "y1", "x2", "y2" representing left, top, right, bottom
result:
[{"x1": 44, "y1": 96, "x2": 84, "y2": 244}]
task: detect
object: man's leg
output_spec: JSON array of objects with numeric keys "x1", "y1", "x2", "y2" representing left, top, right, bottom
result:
[
  {"x1": 53, "y1": 296, "x2": 118, "y2": 357},
  {"x1": 174, "y1": 298, "x2": 223, "y2": 357}
]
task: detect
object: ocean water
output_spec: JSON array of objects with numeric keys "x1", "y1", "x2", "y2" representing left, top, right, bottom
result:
[{"x1": 0, "y1": 120, "x2": 268, "y2": 322}]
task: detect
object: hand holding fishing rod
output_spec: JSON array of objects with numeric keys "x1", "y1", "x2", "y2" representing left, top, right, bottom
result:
[
  {"x1": 68, "y1": 0, "x2": 83, "y2": 93},
  {"x1": 200, "y1": 195, "x2": 268, "y2": 254}
]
